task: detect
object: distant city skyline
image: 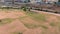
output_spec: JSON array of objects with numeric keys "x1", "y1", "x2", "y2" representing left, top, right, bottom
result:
[
  {"x1": 0, "y1": 0, "x2": 59, "y2": 2},
  {"x1": 0, "y1": 0, "x2": 59, "y2": 7}
]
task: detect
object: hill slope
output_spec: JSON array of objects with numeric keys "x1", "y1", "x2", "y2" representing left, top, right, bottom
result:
[{"x1": 0, "y1": 9, "x2": 60, "y2": 34}]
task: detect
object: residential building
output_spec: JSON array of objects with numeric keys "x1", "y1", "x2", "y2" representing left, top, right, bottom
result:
[
  {"x1": 4, "y1": 0, "x2": 13, "y2": 7},
  {"x1": 0, "y1": 0, "x2": 5, "y2": 7}
]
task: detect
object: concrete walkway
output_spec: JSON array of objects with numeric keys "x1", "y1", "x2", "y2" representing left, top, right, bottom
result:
[{"x1": 31, "y1": 9, "x2": 60, "y2": 16}]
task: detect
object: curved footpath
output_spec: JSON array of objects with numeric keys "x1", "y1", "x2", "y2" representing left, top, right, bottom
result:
[{"x1": 31, "y1": 9, "x2": 60, "y2": 16}]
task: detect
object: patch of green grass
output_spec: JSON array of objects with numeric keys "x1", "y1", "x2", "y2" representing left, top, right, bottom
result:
[
  {"x1": 22, "y1": 21, "x2": 48, "y2": 29},
  {"x1": 57, "y1": 22, "x2": 60, "y2": 31},
  {"x1": 26, "y1": 11, "x2": 46, "y2": 22},
  {"x1": 23, "y1": 23, "x2": 41, "y2": 29},
  {"x1": 18, "y1": 16, "x2": 41, "y2": 29},
  {"x1": 41, "y1": 31, "x2": 46, "y2": 34},
  {"x1": 55, "y1": 23, "x2": 60, "y2": 32},
  {"x1": 0, "y1": 18, "x2": 14, "y2": 25},
  {"x1": 18, "y1": 16, "x2": 27, "y2": 19},
  {"x1": 40, "y1": 25, "x2": 48, "y2": 29},
  {"x1": 58, "y1": 25, "x2": 60, "y2": 31},
  {"x1": 50, "y1": 22, "x2": 56, "y2": 27},
  {"x1": 12, "y1": 32, "x2": 23, "y2": 34}
]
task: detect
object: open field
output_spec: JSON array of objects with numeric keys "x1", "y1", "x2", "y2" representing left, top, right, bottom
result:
[{"x1": 0, "y1": 9, "x2": 60, "y2": 34}]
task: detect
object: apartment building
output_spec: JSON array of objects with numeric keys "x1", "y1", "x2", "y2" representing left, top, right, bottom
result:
[
  {"x1": 0, "y1": 0, "x2": 5, "y2": 7},
  {"x1": 1, "y1": 0, "x2": 25, "y2": 7},
  {"x1": 4, "y1": 0, "x2": 13, "y2": 7}
]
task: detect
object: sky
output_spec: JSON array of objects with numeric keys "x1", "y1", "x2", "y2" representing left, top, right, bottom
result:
[{"x1": 0, "y1": 0, "x2": 4, "y2": 2}]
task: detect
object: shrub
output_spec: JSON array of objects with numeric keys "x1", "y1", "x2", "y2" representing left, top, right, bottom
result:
[
  {"x1": 23, "y1": 8, "x2": 27, "y2": 11},
  {"x1": 21, "y1": 6, "x2": 27, "y2": 11}
]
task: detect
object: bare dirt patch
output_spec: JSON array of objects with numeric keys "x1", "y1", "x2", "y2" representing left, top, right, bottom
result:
[{"x1": 0, "y1": 10, "x2": 25, "y2": 19}]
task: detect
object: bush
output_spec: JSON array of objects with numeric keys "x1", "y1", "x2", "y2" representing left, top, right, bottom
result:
[
  {"x1": 23, "y1": 8, "x2": 27, "y2": 11},
  {"x1": 1, "y1": 7, "x2": 13, "y2": 9},
  {"x1": 22, "y1": 6, "x2": 27, "y2": 11},
  {"x1": 21, "y1": 6, "x2": 31, "y2": 11}
]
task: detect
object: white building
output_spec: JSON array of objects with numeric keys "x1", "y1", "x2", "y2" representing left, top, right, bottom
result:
[
  {"x1": 0, "y1": 0, "x2": 5, "y2": 7},
  {"x1": 30, "y1": 0, "x2": 59, "y2": 3},
  {"x1": 0, "y1": 0, "x2": 4, "y2": 2},
  {"x1": 3, "y1": 0, "x2": 13, "y2": 7},
  {"x1": 30, "y1": 0, "x2": 43, "y2": 3},
  {"x1": 45, "y1": 0, "x2": 58, "y2": 3}
]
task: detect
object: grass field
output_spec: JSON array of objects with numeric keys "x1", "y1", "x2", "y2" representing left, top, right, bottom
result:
[{"x1": 0, "y1": 9, "x2": 60, "y2": 34}]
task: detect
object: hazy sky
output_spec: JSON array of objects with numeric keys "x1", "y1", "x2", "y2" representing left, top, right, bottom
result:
[{"x1": 0, "y1": 0, "x2": 4, "y2": 2}]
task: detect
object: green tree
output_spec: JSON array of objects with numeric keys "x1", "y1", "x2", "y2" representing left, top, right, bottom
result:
[
  {"x1": 22, "y1": 7, "x2": 27, "y2": 11},
  {"x1": 58, "y1": 0, "x2": 60, "y2": 2}
]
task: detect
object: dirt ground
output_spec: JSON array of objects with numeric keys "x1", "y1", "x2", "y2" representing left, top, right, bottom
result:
[{"x1": 0, "y1": 9, "x2": 60, "y2": 34}]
